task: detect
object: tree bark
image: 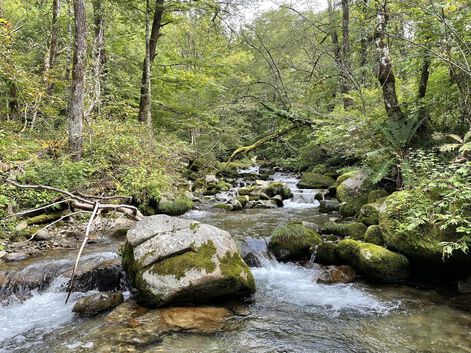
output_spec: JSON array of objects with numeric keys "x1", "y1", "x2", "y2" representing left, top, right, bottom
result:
[
  {"x1": 417, "y1": 51, "x2": 430, "y2": 123},
  {"x1": 359, "y1": 0, "x2": 369, "y2": 84},
  {"x1": 65, "y1": 0, "x2": 73, "y2": 81},
  {"x1": 138, "y1": 0, "x2": 165, "y2": 123},
  {"x1": 44, "y1": 0, "x2": 60, "y2": 94},
  {"x1": 89, "y1": 0, "x2": 106, "y2": 115},
  {"x1": 340, "y1": 0, "x2": 353, "y2": 109},
  {"x1": 68, "y1": 0, "x2": 87, "y2": 159},
  {"x1": 374, "y1": 0, "x2": 403, "y2": 121},
  {"x1": 327, "y1": 0, "x2": 352, "y2": 110}
]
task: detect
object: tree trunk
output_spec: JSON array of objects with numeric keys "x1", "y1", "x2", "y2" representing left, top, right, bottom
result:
[
  {"x1": 359, "y1": 0, "x2": 369, "y2": 84},
  {"x1": 68, "y1": 0, "x2": 87, "y2": 160},
  {"x1": 7, "y1": 79, "x2": 19, "y2": 121},
  {"x1": 417, "y1": 51, "x2": 431, "y2": 123},
  {"x1": 327, "y1": 0, "x2": 352, "y2": 110},
  {"x1": 65, "y1": 0, "x2": 73, "y2": 81},
  {"x1": 44, "y1": 0, "x2": 60, "y2": 94},
  {"x1": 138, "y1": 0, "x2": 165, "y2": 123},
  {"x1": 340, "y1": 0, "x2": 353, "y2": 109},
  {"x1": 374, "y1": 0, "x2": 403, "y2": 121},
  {"x1": 89, "y1": 0, "x2": 106, "y2": 115}
]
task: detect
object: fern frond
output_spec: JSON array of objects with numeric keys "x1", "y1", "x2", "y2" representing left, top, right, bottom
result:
[
  {"x1": 370, "y1": 158, "x2": 395, "y2": 184},
  {"x1": 447, "y1": 134, "x2": 464, "y2": 144},
  {"x1": 440, "y1": 143, "x2": 461, "y2": 152}
]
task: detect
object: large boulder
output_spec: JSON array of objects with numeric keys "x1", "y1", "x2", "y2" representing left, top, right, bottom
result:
[
  {"x1": 336, "y1": 171, "x2": 374, "y2": 217},
  {"x1": 336, "y1": 239, "x2": 410, "y2": 283},
  {"x1": 297, "y1": 172, "x2": 336, "y2": 189},
  {"x1": 380, "y1": 190, "x2": 471, "y2": 277},
  {"x1": 122, "y1": 215, "x2": 255, "y2": 307},
  {"x1": 268, "y1": 222, "x2": 322, "y2": 261}
]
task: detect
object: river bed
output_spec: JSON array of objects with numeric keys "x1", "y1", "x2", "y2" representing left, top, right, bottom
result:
[{"x1": 1, "y1": 173, "x2": 471, "y2": 353}]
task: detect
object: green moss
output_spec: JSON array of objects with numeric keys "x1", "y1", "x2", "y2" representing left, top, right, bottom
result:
[
  {"x1": 315, "y1": 241, "x2": 338, "y2": 265},
  {"x1": 219, "y1": 251, "x2": 256, "y2": 292},
  {"x1": 269, "y1": 222, "x2": 322, "y2": 261},
  {"x1": 149, "y1": 241, "x2": 217, "y2": 280},
  {"x1": 120, "y1": 242, "x2": 138, "y2": 286},
  {"x1": 364, "y1": 225, "x2": 384, "y2": 245},
  {"x1": 368, "y1": 189, "x2": 389, "y2": 203},
  {"x1": 213, "y1": 203, "x2": 233, "y2": 210},
  {"x1": 158, "y1": 197, "x2": 193, "y2": 216},
  {"x1": 236, "y1": 196, "x2": 249, "y2": 207},
  {"x1": 262, "y1": 182, "x2": 293, "y2": 199},
  {"x1": 336, "y1": 239, "x2": 410, "y2": 283},
  {"x1": 335, "y1": 171, "x2": 357, "y2": 186},
  {"x1": 358, "y1": 202, "x2": 383, "y2": 226},
  {"x1": 239, "y1": 186, "x2": 257, "y2": 196},
  {"x1": 297, "y1": 172, "x2": 336, "y2": 189},
  {"x1": 325, "y1": 222, "x2": 367, "y2": 240},
  {"x1": 379, "y1": 190, "x2": 455, "y2": 262},
  {"x1": 26, "y1": 211, "x2": 66, "y2": 225}
]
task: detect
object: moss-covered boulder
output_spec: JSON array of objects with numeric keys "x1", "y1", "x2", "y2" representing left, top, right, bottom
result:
[
  {"x1": 122, "y1": 215, "x2": 255, "y2": 307},
  {"x1": 324, "y1": 222, "x2": 367, "y2": 240},
  {"x1": 380, "y1": 190, "x2": 471, "y2": 275},
  {"x1": 364, "y1": 225, "x2": 384, "y2": 246},
  {"x1": 336, "y1": 171, "x2": 374, "y2": 217},
  {"x1": 368, "y1": 189, "x2": 389, "y2": 203},
  {"x1": 336, "y1": 239, "x2": 410, "y2": 283},
  {"x1": 315, "y1": 241, "x2": 339, "y2": 265},
  {"x1": 262, "y1": 182, "x2": 293, "y2": 200},
  {"x1": 358, "y1": 198, "x2": 386, "y2": 226},
  {"x1": 269, "y1": 222, "x2": 322, "y2": 261},
  {"x1": 157, "y1": 197, "x2": 193, "y2": 216},
  {"x1": 297, "y1": 172, "x2": 336, "y2": 189}
]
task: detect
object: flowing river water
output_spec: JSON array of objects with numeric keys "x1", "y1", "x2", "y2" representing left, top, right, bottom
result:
[{"x1": 1, "y1": 173, "x2": 471, "y2": 352}]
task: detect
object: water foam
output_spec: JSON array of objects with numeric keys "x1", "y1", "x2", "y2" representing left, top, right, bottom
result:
[{"x1": 252, "y1": 259, "x2": 399, "y2": 316}]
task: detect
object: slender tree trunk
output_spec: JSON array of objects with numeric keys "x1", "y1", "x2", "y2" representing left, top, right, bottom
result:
[
  {"x1": 340, "y1": 0, "x2": 353, "y2": 109},
  {"x1": 44, "y1": 0, "x2": 60, "y2": 94},
  {"x1": 374, "y1": 0, "x2": 403, "y2": 121},
  {"x1": 65, "y1": 0, "x2": 73, "y2": 81},
  {"x1": 138, "y1": 0, "x2": 165, "y2": 123},
  {"x1": 359, "y1": 0, "x2": 369, "y2": 84},
  {"x1": 89, "y1": 0, "x2": 106, "y2": 115},
  {"x1": 7, "y1": 79, "x2": 19, "y2": 121},
  {"x1": 417, "y1": 52, "x2": 430, "y2": 122},
  {"x1": 68, "y1": 0, "x2": 87, "y2": 159},
  {"x1": 328, "y1": 0, "x2": 352, "y2": 110}
]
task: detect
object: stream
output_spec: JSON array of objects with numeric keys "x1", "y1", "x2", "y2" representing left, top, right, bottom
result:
[{"x1": 1, "y1": 173, "x2": 471, "y2": 353}]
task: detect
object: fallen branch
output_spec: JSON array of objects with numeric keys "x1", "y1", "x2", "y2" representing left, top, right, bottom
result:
[
  {"x1": 18, "y1": 211, "x2": 83, "y2": 243},
  {"x1": 227, "y1": 125, "x2": 301, "y2": 163},
  {"x1": 6, "y1": 199, "x2": 73, "y2": 218},
  {"x1": 66, "y1": 202, "x2": 100, "y2": 303},
  {"x1": 6, "y1": 179, "x2": 143, "y2": 220}
]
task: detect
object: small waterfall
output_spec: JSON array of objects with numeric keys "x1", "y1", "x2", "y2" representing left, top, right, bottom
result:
[{"x1": 272, "y1": 172, "x2": 323, "y2": 209}]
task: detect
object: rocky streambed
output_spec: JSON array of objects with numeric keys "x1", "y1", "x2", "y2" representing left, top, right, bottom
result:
[{"x1": 1, "y1": 171, "x2": 471, "y2": 353}]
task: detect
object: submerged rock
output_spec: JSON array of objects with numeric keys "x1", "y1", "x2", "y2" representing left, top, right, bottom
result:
[
  {"x1": 336, "y1": 239, "x2": 410, "y2": 283},
  {"x1": 316, "y1": 265, "x2": 356, "y2": 284},
  {"x1": 269, "y1": 221, "x2": 322, "y2": 261},
  {"x1": 122, "y1": 215, "x2": 255, "y2": 307},
  {"x1": 297, "y1": 172, "x2": 336, "y2": 189},
  {"x1": 73, "y1": 292, "x2": 124, "y2": 316}
]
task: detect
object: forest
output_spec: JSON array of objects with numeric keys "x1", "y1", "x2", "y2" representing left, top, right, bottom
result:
[{"x1": 1, "y1": 0, "x2": 471, "y2": 352}]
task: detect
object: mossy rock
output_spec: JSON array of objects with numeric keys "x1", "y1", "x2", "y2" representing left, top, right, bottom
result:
[
  {"x1": 26, "y1": 211, "x2": 66, "y2": 225},
  {"x1": 380, "y1": 190, "x2": 471, "y2": 274},
  {"x1": 213, "y1": 203, "x2": 233, "y2": 211},
  {"x1": 236, "y1": 196, "x2": 249, "y2": 207},
  {"x1": 324, "y1": 222, "x2": 367, "y2": 240},
  {"x1": 336, "y1": 239, "x2": 410, "y2": 283},
  {"x1": 336, "y1": 171, "x2": 374, "y2": 217},
  {"x1": 297, "y1": 172, "x2": 336, "y2": 189},
  {"x1": 368, "y1": 189, "x2": 389, "y2": 203},
  {"x1": 357, "y1": 198, "x2": 386, "y2": 226},
  {"x1": 239, "y1": 186, "x2": 257, "y2": 196},
  {"x1": 315, "y1": 241, "x2": 339, "y2": 265},
  {"x1": 364, "y1": 225, "x2": 384, "y2": 246},
  {"x1": 262, "y1": 182, "x2": 293, "y2": 199},
  {"x1": 269, "y1": 222, "x2": 322, "y2": 261},
  {"x1": 122, "y1": 215, "x2": 255, "y2": 307},
  {"x1": 157, "y1": 197, "x2": 193, "y2": 216}
]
